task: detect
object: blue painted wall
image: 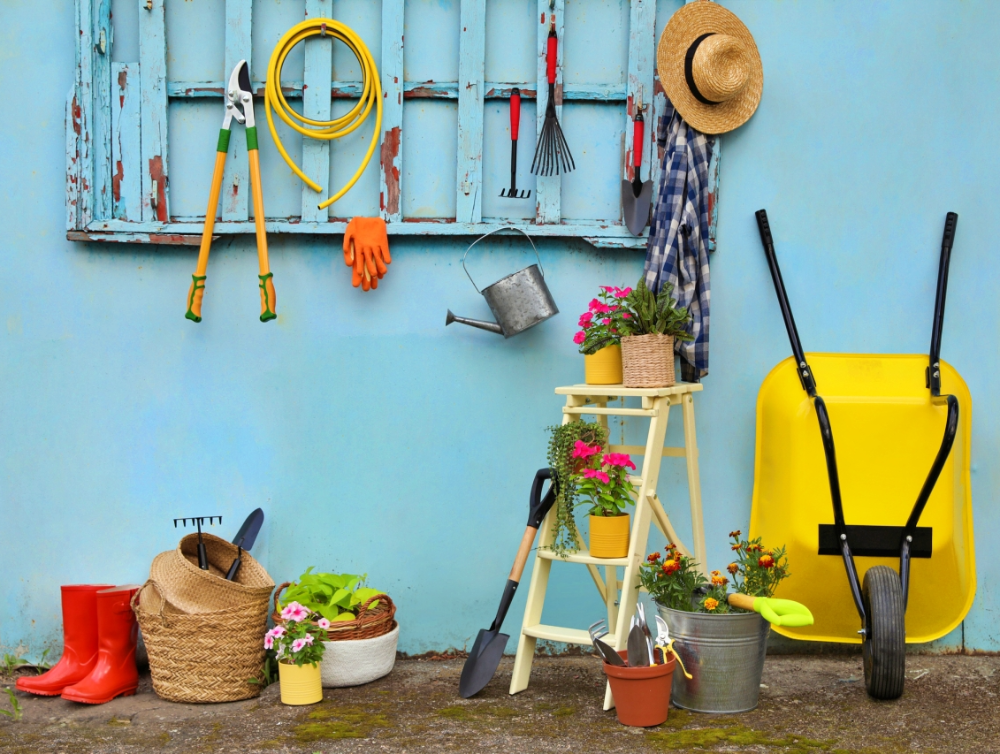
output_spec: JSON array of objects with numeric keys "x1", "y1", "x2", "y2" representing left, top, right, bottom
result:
[{"x1": 1, "y1": 0, "x2": 997, "y2": 657}]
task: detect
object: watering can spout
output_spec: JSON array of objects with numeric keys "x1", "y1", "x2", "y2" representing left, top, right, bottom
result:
[{"x1": 446, "y1": 309, "x2": 504, "y2": 335}]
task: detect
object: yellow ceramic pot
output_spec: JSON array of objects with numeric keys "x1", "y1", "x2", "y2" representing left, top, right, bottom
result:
[
  {"x1": 278, "y1": 661, "x2": 323, "y2": 705},
  {"x1": 589, "y1": 513, "x2": 630, "y2": 558},
  {"x1": 585, "y1": 345, "x2": 623, "y2": 385}
]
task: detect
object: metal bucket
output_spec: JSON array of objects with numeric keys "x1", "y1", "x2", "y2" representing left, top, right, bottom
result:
[
  {"x1": 448, "y1": 227, "x2": 558, "y2": 338},
  {"x1": 655, "y1": 603, "x2": 770, "y2": 714}
]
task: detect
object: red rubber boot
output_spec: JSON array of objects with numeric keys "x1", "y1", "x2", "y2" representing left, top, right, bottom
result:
[
  {"x1": 16, "y1": 585, "x2": 112, "y2": 696},
  {"x1": 61, "y1": 586, "x2": 139, "y2": 704}
]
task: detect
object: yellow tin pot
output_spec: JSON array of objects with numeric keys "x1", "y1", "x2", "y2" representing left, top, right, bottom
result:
[
  {"x1": 278, "y1": 661, "x2": 322, "y2": 705},
  {"x1": 585, "y1": 345, "x2": 623, "y2": 385},
  {"x1": 589, "y1": 513, "x2": 630, "y2": 558}
]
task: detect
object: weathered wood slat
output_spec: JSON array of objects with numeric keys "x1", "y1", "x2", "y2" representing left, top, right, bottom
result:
[
  {"x1": 535, "y1": 0, "x2": 565, "y2": 225},
  {"x1": 300, "y1": 0, "x2": 333, "y2": 222},
  {"x1": 111, "y1": 63, "x2": 142, "y2": 221},
  {"x1": 456, "y1": 0, "x2": 486, "y2": 223},
  {"x1": 139, "y1": 0, "x2": 169, "y2": 222},
  {"x1": 223, "y1": 0, "x2": 252, "y2": 222},
  {"x1": 66, "y1": 88, "x2": 81, "y2": 231},
  {"x1": 167, "y1": 80, "x2": 631, "y2": 101},
  {"x1": 74, "y1": 0, "x2": 94, "y2": 228},
  {"x1": 92, "y1": 0, "x2": 113, "y2": 220},
  {"x1": 623, "y1": 0, "x2": 656, "y2": 236},
  {"x1": 379, "y1": 0, "x2": 404, "y2": 222}
]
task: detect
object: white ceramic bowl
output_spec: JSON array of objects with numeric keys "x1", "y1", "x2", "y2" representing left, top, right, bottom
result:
[{"x1": 319, "y1": 624, "x2": 399, "y2": 688}]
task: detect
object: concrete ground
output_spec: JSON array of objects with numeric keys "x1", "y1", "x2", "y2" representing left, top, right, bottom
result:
[{"x1": 1, "y1": 653, "x2": 998, "y2": 753}]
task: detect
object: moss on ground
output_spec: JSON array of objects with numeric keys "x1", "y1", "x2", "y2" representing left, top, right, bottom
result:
[
  {"x1": 436, "y1": 704, "x2": 523, "y2": 721},
  {"x1": 648, "y1": 724, "x2": 832, "y2": 750},
  {"x1": 294, "y1": 704, "x2": 392, "y2": 741}
]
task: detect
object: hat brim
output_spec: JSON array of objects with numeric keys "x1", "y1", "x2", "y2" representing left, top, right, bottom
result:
[{"x1": 657, "y1": 0, "x2": 763, "y2": 135}]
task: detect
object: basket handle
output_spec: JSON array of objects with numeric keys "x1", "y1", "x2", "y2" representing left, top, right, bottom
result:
[
  {"x1": 358, "y1": 593, "x2": 390, "y2": 614},
  {"x1": 272, "y1": 581, "x2": 291, "y2": 616},
  {"x1": 131, "y1": 579, "x2": 170, "y2": 622},
  {"x1": 461, "y1": 227, "x2": 542, "y2": 293}
]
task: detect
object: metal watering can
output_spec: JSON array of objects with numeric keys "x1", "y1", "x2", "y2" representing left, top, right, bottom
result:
[{"x1": 446, "y1": 227, "x2": 559, "y2": 338}]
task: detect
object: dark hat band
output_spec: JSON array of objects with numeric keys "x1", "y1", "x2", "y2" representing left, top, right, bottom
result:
[{"x1": 684, "y1": 33, "x2": 720, "y2": 105}]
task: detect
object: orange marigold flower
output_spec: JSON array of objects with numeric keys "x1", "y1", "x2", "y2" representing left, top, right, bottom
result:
[
  {"x1": 758, "y1": 554, "x2": 775, "y2": 568},
  {"x1": 727, "y1": 562, "x2": 739, "y2": 575},
  {"x1": 662, "y1": 561, "x2": 680, "y2": 576},
  {"x1": 729, "y1": 530, "x2": 742, "y2": 539},
  {"x1": 711, "y1": 574, "x2": 728, "y2": 587},
  {"x1": 665, "y1": 543, "x2": 676, "y2": 551},
  {"x1": 731, "y1": 543, "x2": 742, "y2": 551},
  {"x1": 673, "y1": 551, "x2": 682, "y2": 562},
  {"x1": 703, "y1": 597, "x2": 719, "y2": 611},
  {"x1": 647, "y1": 552, "x2": 661, "y2": 562}
]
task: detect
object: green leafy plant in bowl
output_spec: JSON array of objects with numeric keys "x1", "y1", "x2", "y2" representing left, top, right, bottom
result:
[{"x1": 279, "y1": 568, "x2": 385, "y2": 623}]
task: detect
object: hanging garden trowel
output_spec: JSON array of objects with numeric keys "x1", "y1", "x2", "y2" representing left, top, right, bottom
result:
[
  {"x1": 225, "y1": 508, "x2": 264, "y2": 581},
  {"x1": 459, "y1": 468, "x2": 557, "y2": 699},
  {"x1": 621, "y1": 103, "x2": 653, "y2": 236}
]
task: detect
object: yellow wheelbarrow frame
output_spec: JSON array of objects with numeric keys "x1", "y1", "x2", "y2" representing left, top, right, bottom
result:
[{"x1": 750, "y1": 211, "x2": 974, "y2": 700}]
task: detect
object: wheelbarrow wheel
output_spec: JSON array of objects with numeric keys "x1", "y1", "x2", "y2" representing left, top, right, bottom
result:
[{"x1": 861, "y1": 565, "x2": 905, "y2": 700}]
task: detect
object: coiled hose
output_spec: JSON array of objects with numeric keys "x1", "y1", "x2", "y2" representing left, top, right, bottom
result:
[{"x1": 265, "y1": 19, "x2": 382, "y2": 210}]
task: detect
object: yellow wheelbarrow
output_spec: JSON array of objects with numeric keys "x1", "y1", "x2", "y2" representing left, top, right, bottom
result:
[{"x1": 750, "y1": 211, "x2": 974, "y2": 700}]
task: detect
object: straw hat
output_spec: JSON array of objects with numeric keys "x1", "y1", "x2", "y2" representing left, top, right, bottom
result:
[{"x1": 657, "y1": 0, "x2": 762, "y2": 135}]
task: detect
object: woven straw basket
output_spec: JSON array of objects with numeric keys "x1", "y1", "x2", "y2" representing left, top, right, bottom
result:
[
  {"x1": 621, "y1": 334, "x2": 676, "y2": 388},
  {"x1": 132, "y1": 580, "x2": 270, "y2": 703},
  {"x1": 272, "y1": 582, "x2": 397, "y2": 642},
  {"x1": 149, "y1": 532, "x2": 274, "y2": 614}
]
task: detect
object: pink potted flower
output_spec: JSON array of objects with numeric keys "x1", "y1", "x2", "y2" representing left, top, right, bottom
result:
[
  {"x1": 574, "y1": 286, "x2": 633, "y2": 385},
  {"x1": 268, "y1": 601, "x2": 329, "y2": 705},
  {"x1": 574, "y1": 451, "x2": 637, "y2": 558}
]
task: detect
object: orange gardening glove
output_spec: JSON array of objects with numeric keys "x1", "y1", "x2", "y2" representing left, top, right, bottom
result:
[{"x1": 343, "y1": 217, "x2": 391, "y2": 291}]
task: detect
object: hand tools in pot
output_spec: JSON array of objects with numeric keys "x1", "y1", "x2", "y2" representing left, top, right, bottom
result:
[
  {"x1": 500, "y1": 89, "x2": 530, "y2": 199},
  {"x1": 621, "y1": 100, "x2": 653, "y2": 236},
  {"x1": 225, "y1": 508, "x2": 265, "y2": 581},
  {"x1": 186, "y1": 61, "x2": 276, "y2": 323},
  {"x1": 459, "y1": 469, "x2": 557, "y2": 698},
  {"x1": 626, "y1": 619, "x2": 649, "y2": 667},
  {"x1": 588, "y1": 620, "x2": 626, "y2": 666},
  {"x1": 637, "y1": 603, "x2": 655, "y2": 665},
  {"x1": 173, "y1": 516, "x2": 222, "y2": 571},
  {"x1": 531, "y1": 17, "x2": 574, "y2": 176},
  {"x1": 654, "y1": 615, "x2": 692, "y2": 678}
]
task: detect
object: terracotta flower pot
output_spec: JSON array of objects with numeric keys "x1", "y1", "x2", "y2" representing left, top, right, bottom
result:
[
  {"x1": 584, "y1": 345, "x2": 623, "y2": 385},
  {"x1": 589, "y1": 513, "x2": 630, "y2": 558},
  {"x1": 604, "y1": 650, "x2": 676, "y2": 727},
  {"x1": 278, "y1": 661, "x2": 323, "y2": 705}
]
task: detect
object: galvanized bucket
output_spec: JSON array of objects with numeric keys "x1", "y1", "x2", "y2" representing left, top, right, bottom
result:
[
  {"x1": 448, "y1": 227, "x2": 558, "y2": 338},
  {"x1": 655, "y1": 603, "x2": 770, "y2": 714}
]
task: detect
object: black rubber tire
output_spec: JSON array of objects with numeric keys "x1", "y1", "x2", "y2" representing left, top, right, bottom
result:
[{"x1": 862, "y1": 565, "x2": 906, "y2": 700}]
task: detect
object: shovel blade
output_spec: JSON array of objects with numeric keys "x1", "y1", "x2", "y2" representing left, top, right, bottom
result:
[
  {"x1": 458, "y1": 629, "x2": 510, "y2": 698},
  {"x1": 622, "y1": 179, "x2": 654, "y2": 236}
]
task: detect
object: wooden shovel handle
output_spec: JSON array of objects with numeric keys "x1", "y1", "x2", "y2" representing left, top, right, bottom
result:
[
  {"x1": 727, "y1": 593, "x2": 757, "y2": 612},
  {"x1": 509, "y1": 526, "x2": 538, "y2": 583}
]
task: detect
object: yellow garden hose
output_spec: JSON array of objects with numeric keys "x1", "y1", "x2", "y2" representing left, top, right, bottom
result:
[{"x1": 265, "y1": 19, "x2": 382, "y2": 210}]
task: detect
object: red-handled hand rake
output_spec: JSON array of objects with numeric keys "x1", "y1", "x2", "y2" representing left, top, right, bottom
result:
[
  {"x1": 500, "y1": 88, "x2": 530, "y2": 199},
  {"x1": 531, "y1": 18, "x2": 574, "y2": 176}
]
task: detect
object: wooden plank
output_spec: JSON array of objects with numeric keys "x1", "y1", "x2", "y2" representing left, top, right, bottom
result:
[
  {"x1": 223, "y1": 0, "x2": 252, "y2": 222},
  {"x1": 92, "y1": 0, "x2": 113, "y2": 220},
  {"x1": 379, "y1": 0, "x2": 404, "y2": 221},
  {"x1": 111, "y1": 63, "x2": 142, "y2": 221},
  {"x1": 455, "y1": 0, "x2": 485, "y2": 223},
  {"x1": 68, "y1": 230, "x2": 210, "y2": 245},
  {"x1": 300, "y1": 0, "x2": 333, "y2": 222},
  {"x1": 623, "y1": 0, "x2": 656, "y2": 231},
  {"x1": 707, "y1": 139, "x2": 720, "y2": 252},
  {"x1": 66, "y1": 88, "x2": 81, "y2": 231},
  {"x1": 534, "y1": 0, "x2": 564, "y2": 225},
  {"x1": 75, "y1": 0, "x2": 94, "y2": 228},
  {"x1": 139, "y1": 0, "x2": 169, "y2": 222}
]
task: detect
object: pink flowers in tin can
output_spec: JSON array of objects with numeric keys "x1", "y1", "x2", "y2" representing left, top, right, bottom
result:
[{"x1": 267, "y1": 601, "x2": 329, "y2": 667}]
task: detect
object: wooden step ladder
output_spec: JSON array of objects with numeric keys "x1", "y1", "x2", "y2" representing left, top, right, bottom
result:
[{"x1": 509, "y1": 383, "x2": 707, "y2": 710}]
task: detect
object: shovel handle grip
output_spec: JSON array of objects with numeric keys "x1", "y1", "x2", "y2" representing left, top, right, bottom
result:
[
  {"x1": 509, "y1": 526, "x2": 537, "y2": 582},
  {"x1": 942, "y1": 211, "x2": 958, "y2": 251},
  {"x1": 632, "y1": 113, "x2": 644, "y2": 169},
  {"x1": 546, "y1": 30, "x2": 557, "y2": 85},
  {"x1": 510, "y1": 88, "x2": 521, "y2": 140},
  {"x1": 727, "y1": 593, "x2": 756, "y2": 612}
]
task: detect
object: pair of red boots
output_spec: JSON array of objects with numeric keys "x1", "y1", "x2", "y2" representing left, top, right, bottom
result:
[{"x1": 16, "y1": 585, "x2": 139, "y2": 704}]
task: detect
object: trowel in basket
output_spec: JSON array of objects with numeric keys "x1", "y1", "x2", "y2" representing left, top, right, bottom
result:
[
  {"x1": 459, "y1": 469, "x2": 557, "y2": 698},
  {"x1": 225, "y1": 508, "x2": 265, "y2": 581},
  {"x1": 621, "y1": 101, "x2": 653, "y2": 236}
]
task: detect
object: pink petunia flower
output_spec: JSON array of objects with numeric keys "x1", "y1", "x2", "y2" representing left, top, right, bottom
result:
[
  {"x1": 267, "y1": 626, "x2": 286, "y2": 639},
  {"x1": 588, "y1": 298, "x2": 602, "y2": 312},
  {"x1": 291, "y1": 638, "x2": 308, "y2": 653},
  {"x1": 264, "y1": 635, "x2": 274, "y2": 650},
  {"x1": 595, "y1": 471, "x2": 610, "y2": 484},
  {"x1": 622, "y1": 312, "x2": 632, "y2": 319},
  {"x1": 578, "y1": 311, "x2": 593, "y2": 324},
  {"x1": 601, "y1": 318, "x2": 611, "y2": 325},
  {"x1": 572, "y1": 441, "x2": 601, "y2": 460},
  {"x1": 582, "y1": 468, "x2": 598, "y2": 478},
  {"x1": 304, "y1": 634, "x2": 315, "y2": 646},
  {"x1": 317, "y1": 618, "x2": 331, "y2": 629},
  {"x1": 573, "y1": 331, "x2": 586, "y2": 345},
  {"x1": 281, "y1": 602, "x2": 310, "y2": 623},
  {"x1": 619, "y1": 287, "x2": 632, "y2": 297}
]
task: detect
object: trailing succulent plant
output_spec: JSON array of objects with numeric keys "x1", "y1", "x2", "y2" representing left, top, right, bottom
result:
[{"x1": 545, "y1": 421, "x2": 609, "y2": 557}]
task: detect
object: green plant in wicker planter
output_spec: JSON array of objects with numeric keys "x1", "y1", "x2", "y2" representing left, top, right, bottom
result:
[{"x1": 545, "y1": 421, "x2": 608, "y2": 557}]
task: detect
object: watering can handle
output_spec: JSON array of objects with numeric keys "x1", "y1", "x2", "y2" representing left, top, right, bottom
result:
[{"x1": 461, "y1": 226, "x2": 543, "y2": 294}]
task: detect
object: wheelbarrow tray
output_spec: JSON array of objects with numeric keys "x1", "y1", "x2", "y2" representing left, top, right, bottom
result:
[{"x1": 749, "y1": 352, "x2": 974, "y2": 645}]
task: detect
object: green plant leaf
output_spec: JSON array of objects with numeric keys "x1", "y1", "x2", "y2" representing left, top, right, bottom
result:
[{"x1": 332, "y1": 612, "x2": 355, "y2": 622}]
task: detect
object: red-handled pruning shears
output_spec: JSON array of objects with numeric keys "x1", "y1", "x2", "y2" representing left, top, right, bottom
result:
[{"x1": 186, "y1": 60, "x2": 276, "y2": 323}]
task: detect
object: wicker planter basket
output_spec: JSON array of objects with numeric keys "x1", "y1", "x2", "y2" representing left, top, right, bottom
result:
[
  {"x1": 272, "y1": 582, "x2": 397, "y2": 642},
  {"x1": 621, "y1": 334, "x2": 676, "y2": 388},
  {"x1": 132, "y1": 580, "x2": 269, "y2": 703}
]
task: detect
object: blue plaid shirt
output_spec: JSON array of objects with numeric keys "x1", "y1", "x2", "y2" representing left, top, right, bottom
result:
[{"x1": 643, "y1": 100, "x2": 714, "y2": 382}]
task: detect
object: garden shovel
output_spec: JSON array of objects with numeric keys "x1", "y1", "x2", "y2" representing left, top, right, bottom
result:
[
  {"x1": 225, "y1": 508, "x2": 264, "y2": 581},
  {"x1": 459, "y1": 468, "x2": 557, "y2": 698},
  {"x1": 621, "y1": 106, "x2": 653, "y2": 236},
  {"x1": 727, "y1": 593, "x2": 814, "y2": 628}
]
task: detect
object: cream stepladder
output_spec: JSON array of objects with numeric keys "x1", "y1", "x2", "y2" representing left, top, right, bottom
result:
[{"x1": 509, "y1": 383, "x2": 707, "y2": 710}]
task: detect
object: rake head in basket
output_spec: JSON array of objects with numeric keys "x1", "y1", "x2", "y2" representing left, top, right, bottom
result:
[{"x1": 173, "y1": 515, "x2": 222, "y2": 571}]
